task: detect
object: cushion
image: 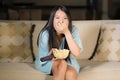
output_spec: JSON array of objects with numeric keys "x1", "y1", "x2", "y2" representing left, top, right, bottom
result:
[
  {"x1": 72, "y1": 21, "x2": 101, "y2": 59},
  {"x1": 93, "y1": 23, "x2": 120, "y2": 61},
  {"x1": 78, "y1": 62, "x2": 120, "y2": 80},
  {"x1": 0, "y1": 63, "x2": 46, "y2": 80},
  {"x1": 0, "y1": 22, "x2": 33, "y2": 63},
  {"x1": 32, "y1": 21, "x2": 47, "y2": 58}
]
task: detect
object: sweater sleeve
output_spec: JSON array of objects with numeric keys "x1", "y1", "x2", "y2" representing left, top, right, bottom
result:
[
  {"x1": 35, "y1": 30, "x2": 53, "y2": 74},
  {"x1": 72, "y1": 26, "x2": 83, "y2": 52}
]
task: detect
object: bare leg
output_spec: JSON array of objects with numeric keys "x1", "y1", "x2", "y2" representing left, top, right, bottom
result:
[
  {"x1": 65, "y1": 65, "x2": 78, "y2": 80},
  {"x1": 52, "y1": 59, "x2": 67, "y2": 80}
]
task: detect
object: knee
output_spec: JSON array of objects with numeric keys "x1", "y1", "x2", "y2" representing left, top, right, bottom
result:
[
  {"x1": 59, "y1": 60, "x2": 67, "y2": 69},
  {"x1": 52, "y1": 59, "x2": 67, "y2": 79},
  {"x1": 66, "y1": 67, "x2": 77, "y2": 80},
  {"x1": 52, "y1": 60, "x2": 67, "y2": 73},
  {"x1": 54, "y1": 59, "x2": 67, "y2": 69},
  {"x1": 66, "y1": 70, "x2": 75, "y2": 77}
]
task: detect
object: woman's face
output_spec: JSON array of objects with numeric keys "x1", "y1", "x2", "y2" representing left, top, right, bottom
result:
[{"x1": 53, "y1": 9, "x2": 69, "y2": 33}]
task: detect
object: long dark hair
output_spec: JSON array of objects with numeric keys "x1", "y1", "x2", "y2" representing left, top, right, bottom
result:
[{"x1": 38, "y1": 5, "x2": 72, "y2": 61}]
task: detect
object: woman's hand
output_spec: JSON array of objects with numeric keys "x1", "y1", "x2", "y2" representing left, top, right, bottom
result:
[
  {"x1": 55, "y1": 22, "x2": 69, "y2": 34},
  {"x1": 48, "y1": 48, "x2": 56, "y2": 55}
]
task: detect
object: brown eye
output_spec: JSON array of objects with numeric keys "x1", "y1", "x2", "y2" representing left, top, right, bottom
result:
[
  {"x1": 55, "y1": 17, "x2": 60, "y2": 19},
  {"x1": 64, "y1": 17, "x2": 68, "y2": 19}
]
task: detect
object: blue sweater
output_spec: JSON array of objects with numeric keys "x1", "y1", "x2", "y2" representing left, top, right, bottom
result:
[{"x1": 35, "y1": 26, "x2": 83, "y2": 74}]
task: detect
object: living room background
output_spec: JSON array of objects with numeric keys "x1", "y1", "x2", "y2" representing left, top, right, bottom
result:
[{"x1": 0, "y1": 0, "x2": 120, "y2": 20}]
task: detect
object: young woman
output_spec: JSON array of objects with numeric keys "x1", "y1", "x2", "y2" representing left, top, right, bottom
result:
[{"x1": 35, "y1": 5, "x2": 83, "y2": 80}]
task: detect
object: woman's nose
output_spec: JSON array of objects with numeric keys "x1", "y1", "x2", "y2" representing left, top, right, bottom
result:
[{"x1": 59, "y1": 18, "x2": 64, "y2": 23}]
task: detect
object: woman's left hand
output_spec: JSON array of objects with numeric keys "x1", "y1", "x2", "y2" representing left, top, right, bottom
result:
[{"x1": 56, "y1": 22, "x2": 69, "y2": 34}]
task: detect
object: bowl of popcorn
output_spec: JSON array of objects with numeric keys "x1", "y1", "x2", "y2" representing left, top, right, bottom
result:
[{"x1": 53, "y1": 49, "x2": 69, "y2": 59}]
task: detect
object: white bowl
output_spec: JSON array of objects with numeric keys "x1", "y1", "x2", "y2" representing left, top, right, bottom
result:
[{"x1": 53, "y1": 49, "x2": 69, "y2": 59}]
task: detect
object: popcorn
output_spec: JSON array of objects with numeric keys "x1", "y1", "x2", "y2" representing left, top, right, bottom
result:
[
  {"x1": 53, "y1": 49, "x2": 69, "y2": 59},
  {"x1": 61, "y1": 23, "x2": 65, "y2": 27}
]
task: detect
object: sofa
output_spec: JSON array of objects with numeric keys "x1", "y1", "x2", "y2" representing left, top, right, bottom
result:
[{"x1": 0, "y1": 20, "x2": 120, "y2": 80}]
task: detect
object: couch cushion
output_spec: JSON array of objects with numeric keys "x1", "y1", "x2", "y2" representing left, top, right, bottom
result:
[
  {"x1": 0, "y1": 22, "x2": 33, "y2": 63},
  {"x1": 72, "y1": 21, "x2": 101, "y2": 59},
  {"x1": 0, "y1": 63, "x2": 46, "y2": 80},
  {"x1": 31, "y1": 21, "x2": 47, "y2": 58},
  {"x1": 93, "y1": 22, "x2": 120, "y2": 61},
  {"x1": 78, "y1": 59, "x2": 103, "y2": 69},
  {"x1": 78, "y1": 61, "x2": 120, "y2": 80}
]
